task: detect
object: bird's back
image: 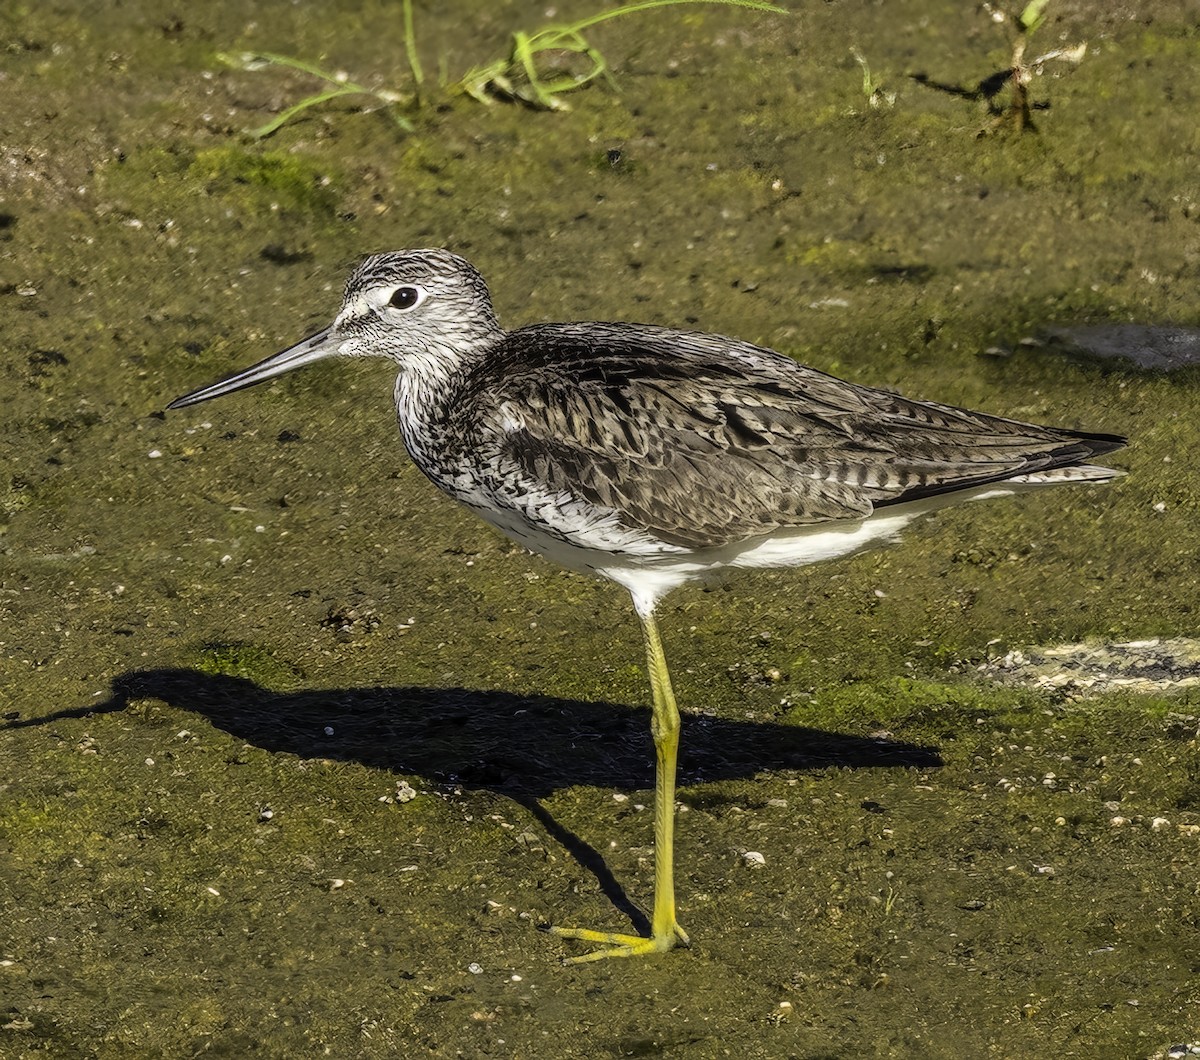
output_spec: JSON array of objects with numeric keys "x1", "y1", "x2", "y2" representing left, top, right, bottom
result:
[{"x1": 433, "y1": 322, "x2": 1124, "y2": 553}]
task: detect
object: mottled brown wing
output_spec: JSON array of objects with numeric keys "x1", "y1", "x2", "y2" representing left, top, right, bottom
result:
[{"x1": 473, "y1": 323, "x2": 1122, "y2": 551}]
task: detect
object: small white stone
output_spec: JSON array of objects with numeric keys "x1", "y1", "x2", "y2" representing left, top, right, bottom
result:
[
  {"x1": 467, "y1": 962, "x2": 483, "y2": 975},
  {"x1": 743, "y1": 850, "x2": 766, "y2": 868}
]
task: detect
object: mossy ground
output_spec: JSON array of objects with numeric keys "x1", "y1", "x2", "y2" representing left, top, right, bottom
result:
[{"x1": 2, "y1": 1, "x2": 1198, "y2": 1056}]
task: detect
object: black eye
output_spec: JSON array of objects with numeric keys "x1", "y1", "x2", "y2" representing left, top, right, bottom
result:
[{"x1": 388, "y1": 286, "x2": 422, "y2": 310}]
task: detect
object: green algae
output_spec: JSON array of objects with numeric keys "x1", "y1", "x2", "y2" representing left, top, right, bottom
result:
[
  {"x1": 101, "y1": 144, "x2": 341, "y2": 218},
  {"x1": 188, "y1": 147, "x2": 341, "y2": 215},
  {"x1": 193, "y1": 641, "x2": 305, "y2": 685}
]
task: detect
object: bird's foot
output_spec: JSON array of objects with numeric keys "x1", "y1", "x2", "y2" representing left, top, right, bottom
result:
[{"x1": 549, "y1": 921, "x2": 690, "y2": 964}]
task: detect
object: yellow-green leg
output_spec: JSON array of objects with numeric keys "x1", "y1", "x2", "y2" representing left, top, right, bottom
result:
[{"x1": 551, "y1": 605, "x2": 691, "y2": 963}]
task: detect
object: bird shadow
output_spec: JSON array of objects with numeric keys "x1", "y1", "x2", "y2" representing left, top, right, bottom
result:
[
  {"x1": 22, "y1": 667, "x2": 943, "y2": 792},
  {"x1": 11, "y1": 668, "x2": 942, "y2": 935}
]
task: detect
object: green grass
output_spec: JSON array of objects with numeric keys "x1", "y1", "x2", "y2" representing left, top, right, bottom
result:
[{"x1": 219, "y1": 0, "x2": 787, "y2": 137}]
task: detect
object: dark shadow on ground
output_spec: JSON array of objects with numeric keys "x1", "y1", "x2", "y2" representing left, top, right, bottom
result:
[
  {"x1": 15, "y1": 667, "x2": 942, "y2": 796},
  {"x1": 8, "y1": 668, "x2": 942, "y2": 934}
]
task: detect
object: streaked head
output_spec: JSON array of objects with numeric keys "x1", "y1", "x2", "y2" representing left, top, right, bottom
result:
[{"x1": 167, "y1": 249, "x2": 502, "y2": 410}]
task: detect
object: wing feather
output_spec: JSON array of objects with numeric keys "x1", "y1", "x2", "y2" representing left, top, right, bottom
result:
[{"x1": 454, "y1": 323, "x2": 1123, "y2": 550}]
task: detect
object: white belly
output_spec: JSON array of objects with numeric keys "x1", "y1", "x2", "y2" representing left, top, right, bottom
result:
[{"x1": 456, "y1": 468, "x2": 1116, "y2": 616}]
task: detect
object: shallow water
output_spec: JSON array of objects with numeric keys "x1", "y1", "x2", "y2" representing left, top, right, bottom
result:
[{"x1": 2, "y1": 1, "x2": 1198, "y2": 1055}]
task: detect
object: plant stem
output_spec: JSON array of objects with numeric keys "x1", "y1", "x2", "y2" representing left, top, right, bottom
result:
[
  {"x1": 565, "y1": 0, "x2": 785, "y2": 36},
  {"x1": 403, "y1": 0, "x2": 424, "y2": 88}
]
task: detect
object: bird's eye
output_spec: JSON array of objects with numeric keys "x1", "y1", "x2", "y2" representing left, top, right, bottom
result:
[{"x1": 387, "y1": 286, "x2": 424, "y2": 311}]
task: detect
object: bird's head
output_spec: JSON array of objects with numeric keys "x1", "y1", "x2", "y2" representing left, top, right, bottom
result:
[{"x1": 167, "y1": 249, "x2": 502, "y2": 410}]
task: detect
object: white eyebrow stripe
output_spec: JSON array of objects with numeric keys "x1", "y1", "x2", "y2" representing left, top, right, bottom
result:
[{"x1": 334, "y1": 291, "x2": 376, "y2": 329}]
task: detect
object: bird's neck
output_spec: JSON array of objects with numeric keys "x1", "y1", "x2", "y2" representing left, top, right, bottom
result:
[{"x1": 392, "y1": 329, "x2": 503, "y2": 455}]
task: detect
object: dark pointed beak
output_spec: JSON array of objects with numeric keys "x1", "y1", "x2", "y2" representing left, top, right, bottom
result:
[{"x1": 167, "y1": 327, "x2": 339, "y2": 410}]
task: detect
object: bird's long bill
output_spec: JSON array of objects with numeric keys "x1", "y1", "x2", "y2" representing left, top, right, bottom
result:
[{"x1": 166, "y1": 327, "x2": 338, "y2": 410}]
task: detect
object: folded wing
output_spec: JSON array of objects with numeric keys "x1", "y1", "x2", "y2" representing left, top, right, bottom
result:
[{"x1": 465, "y1": 323, "x2": 1124, "y2": 551}]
